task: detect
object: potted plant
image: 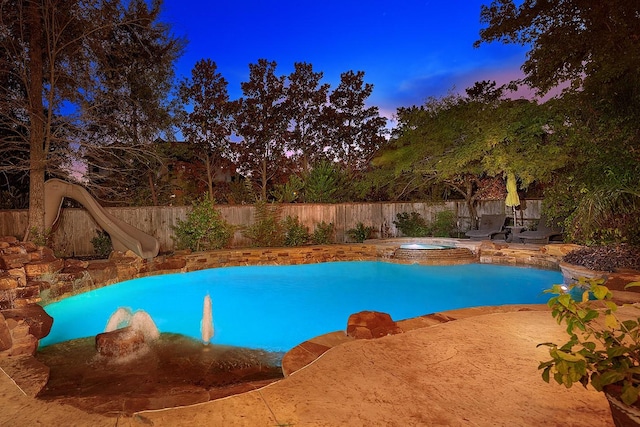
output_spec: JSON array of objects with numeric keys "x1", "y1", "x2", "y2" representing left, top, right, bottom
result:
[{"x1": 538, "y1": 278, "x2": 640, "y2": 426}]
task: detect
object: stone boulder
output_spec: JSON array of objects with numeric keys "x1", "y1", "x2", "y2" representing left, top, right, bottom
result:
[
  {"x1": 24, "y1": 258, "x2": 64, "y2": 280},
  {"x1": 346, "y1": 311, "x2": 402, "y2": 340},
  {"x1": 0, "y1": 317, "x2": 38, "y2": 356},
  {"x1": 0, "y1": 313, "x2": 12, "y2": 351},
  {"x1": 1, "y1": 304, "x2": 54, "y2": 339},
  {"x1": 0, "y1": 304, "x2": 53, "y2": 358},
  {"x1": 96, "y1": 326, "x2": 146, "y2": 357}
]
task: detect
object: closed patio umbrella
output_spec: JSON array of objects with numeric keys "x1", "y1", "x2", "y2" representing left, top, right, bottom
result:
[{"x1": 505, "y1": 172, "x2": 520, "y2": 226}]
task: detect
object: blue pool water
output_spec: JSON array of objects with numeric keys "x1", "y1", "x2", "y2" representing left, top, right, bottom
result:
[{"x1": 40, "y1": 261, "x2": 561, "y2": 351}]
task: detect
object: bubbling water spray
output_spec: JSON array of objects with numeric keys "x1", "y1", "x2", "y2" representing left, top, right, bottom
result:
[
  {"x1": 104, "y1": 307, "x2": 159, "y2": 340},
  {"x1": 201, "y1": 294, "x2": 214, "y2": 344},
  {"x1": 105, "y1": 307, "x2": 133, "y2": 332},
  {"x1": 130, "y1": 310, "x2": 160, "y2": 340}
]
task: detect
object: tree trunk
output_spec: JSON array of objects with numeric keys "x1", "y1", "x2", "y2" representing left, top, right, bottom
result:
[
  {"x1": 260, "y1": 158, "x2": 267, "y2": 201},
  {"x1": 148, "y1": 173, "x2": 158, "y2": 206},
  {"x1": 205, "y1": 152, "x2": 214, "y2": 202},
  {"x1": 447, "y1": 178, "x2": 478, "y2": 230},
  {"x1": 26, "y1": 0, "x2": 46, "y2": 240},
  {"x1": 465, "y1": 180, "x2": 479, "y2": 229}
]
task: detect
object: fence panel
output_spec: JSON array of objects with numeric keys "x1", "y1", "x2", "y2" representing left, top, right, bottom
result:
[
  {"x1": 0, "y1": 199, "x2": 544, "y2": 256},
  {"x1": 218, "y1": 205, "x2": 254, "y2": 247},
  {"x1": 0, "y1": 210, "x2": 28, "y2": 238}
]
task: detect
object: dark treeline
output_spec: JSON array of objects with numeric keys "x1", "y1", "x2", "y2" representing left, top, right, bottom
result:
[{"x1": 1, "y1": 0, "x2": 639, "y2": 246}]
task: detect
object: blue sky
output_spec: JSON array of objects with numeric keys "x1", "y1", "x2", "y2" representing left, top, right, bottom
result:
[{"x1": 161, "y1": 0, "x2": 529, "y2": 120}]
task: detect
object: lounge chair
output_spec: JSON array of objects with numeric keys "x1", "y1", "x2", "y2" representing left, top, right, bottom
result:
[
  {"x1": 512, "y1": 216, "x2": 563, "y2": 243},
  {"x1": 465, "y1": 214, "x2": 507, "y2": 240}
]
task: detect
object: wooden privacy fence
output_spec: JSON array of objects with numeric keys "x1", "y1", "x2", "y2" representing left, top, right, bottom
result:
[{"x1": 0, "y1": 199, "x2": 543, "y2": 257}]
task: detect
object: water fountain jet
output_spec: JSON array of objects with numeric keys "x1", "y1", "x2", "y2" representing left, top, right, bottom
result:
[
  {"x1": 201, "y1": 294, "x2": 214, "y2": 345},
  {"x1": 97, "y1": 307, "x2": 160, "y2": 359}
]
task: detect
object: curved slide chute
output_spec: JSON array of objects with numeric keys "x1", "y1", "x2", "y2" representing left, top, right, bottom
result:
[{"x1": 44, "y1": 179, "x2": 160, "y2": 259}]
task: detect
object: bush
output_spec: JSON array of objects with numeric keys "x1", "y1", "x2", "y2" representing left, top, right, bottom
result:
[
  {"x1": 282, "y1": 216, "x2": 310, "y2": 246},
  {"x1": 393, "y1": 212, "x2": 430, "y2": 237},
  {"x1": 173, "y1": 197, "x2": 233, "y2": 251},
  {"x1": 311, "y1": 221, "x2": 335, "y2": 245},
  {"x1": 91, "y1": 230, "x2": 113, "y2": 258},
  {"x1": 303, "y1": 161, "x2": 343, "y2": 203},
  {"x1": 431, "y1": 210, "x2": 456, "y2": 237},
  {"x1": 271, "y1": 175, "x2": 304, "y2": 203},
  {"x1": 347, "y1": 222, "x2": 374, "y2": 243},
  {"x1": 28, "y1": 226, "x2": 52, "y2": 247},
  {"x1": 243, "y1": 201, "x2": 285, "y2": 247}
]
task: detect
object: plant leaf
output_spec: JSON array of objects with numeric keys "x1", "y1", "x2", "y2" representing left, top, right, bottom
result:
[
  {"x1": 621, "y1": 384, "x2": 640, "y2": 405},
  {"x1": 604, "y1": 301, "x2": 619, "y2": 312},
  {"x1": 592, "y1": 285, "x2": 609, "y2": 300},
  {"x1": 541, "y1": 366, "x2": 551, "y2": 383},
  {"x1": 581, "y1": 310, "x2": 599, "y2": 322},
  {"x1": 581, "y1": 290, "x2": 591, "y2": 303},
  {"x1": 558, "y1": 293, "x2": 572, "y2": 308},
  {"x1": 555, "y1": 350, "x2": 585, "y2": 362},
  {"x1": 593, "y1": 371, "x2": 625, "y2": 388},
  {"x1": 606, "y1": 346, "x2": 629, "y2": 358},
  {"x1": 605, "y1": 314, "x2": 619, "y2": 329},
  {"x1": 622, "y1": 320, "x2": 638, "y2": 331}
]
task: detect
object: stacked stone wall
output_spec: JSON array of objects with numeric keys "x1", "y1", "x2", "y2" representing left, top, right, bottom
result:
[
  {"x1": 1, "y1": 236, "x2": 581, "y2": 310},
  {"x1": 0, "y1": 239, "x2": 392, "y2": 309},
  {"x1": 0, "y1": 236, "x2": 54, "y2": 309}
]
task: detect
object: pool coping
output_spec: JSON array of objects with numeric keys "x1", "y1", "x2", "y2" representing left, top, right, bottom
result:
[{"x1": 281, "y1": 303, "x2": 550, "y2": 377}]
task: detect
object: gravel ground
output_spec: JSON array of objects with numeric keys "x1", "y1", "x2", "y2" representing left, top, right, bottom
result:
[{"x1": 563, "y1": 244, "x2": 640, "y2": 272}]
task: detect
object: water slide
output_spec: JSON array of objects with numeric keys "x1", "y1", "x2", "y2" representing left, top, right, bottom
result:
[{"x1": 44, "y1": 178, "x2": 160, "y2": 259}]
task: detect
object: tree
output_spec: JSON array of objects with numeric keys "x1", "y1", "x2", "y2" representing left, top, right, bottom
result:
[
  {"x1": 0, "y1": 0, "x2": 183, "y2": 235},
  {"x1": 80, "y1": 0, "x2": 183, "y2": 206},
  {"x1": 374, "y1": 85, "x2": 565, "y2": 225},
  {"x1": 476, "y1": 1, "x2": 640, "y2": 101},
  {"x1": 284, "y1": 62, "x2": 330, "y2": 172},
  {"x1": 477, "y1": 0, "x2": 640, "y2": 243},
  {"x1": 234, "y1": 59, "x2": 290, "y2": 201},
  {"x1": 178, "y1": 59, "x2": 235, "y2": 202},
  {"x1": 323, "y1": 71, "x2": 388, "y2": 173}
]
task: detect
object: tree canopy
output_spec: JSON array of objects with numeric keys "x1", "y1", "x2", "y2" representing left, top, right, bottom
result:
[
  {"x1": 0, "y1": 0, "x2": 184, "y2": 232},
  {"x1": 285, "y1": 62, "x2": 330, "y2": 172},
  {"x1": 234, "y1": 59, "x2": 290, "y2": 201},
  {"x1": 475, "y1": 0, "x2": 640, "y2": 243},
  {"x1": 178, "y1": 59, "x2": 235, "y2": 202},
  {"x1": 374, "y1": 82, "x2": 566, "y2": 223}
]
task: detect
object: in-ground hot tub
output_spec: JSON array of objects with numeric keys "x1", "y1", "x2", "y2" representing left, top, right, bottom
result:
[
  {"x1": 393, "y1": 241, "x2": 477, "y2": 265},
  {"x1": 399, "y1": 243, "x2": 452, "y2": 250}
]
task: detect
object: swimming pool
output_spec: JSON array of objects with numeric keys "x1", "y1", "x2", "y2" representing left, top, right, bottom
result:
[{"x1": 40, "y1": 261, "x2": 561, "y2": 351}]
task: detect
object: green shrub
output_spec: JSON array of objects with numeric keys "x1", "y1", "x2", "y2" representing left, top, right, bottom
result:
[
  {"x1": 243, "y1": 201, "x2": 285, "y2": 247},
  {"x1": 173, "y1": 197, "x2": 233, "y2": 251},
  {"x1": 283, "y1": 215, "x2": 309, "y2": 246},
  {"x1": 347, "y1": 222, "x2": 374, "y2": 243},
  {"x1": 311, "y1": 221, "x2": 335, "y2": 245},
  {"x1": 432, "y1": 210, "x2": 456, "y2": 237},
  {"x1": 271, "y1": 175, "x2": 304, "y2": 203},
  {"x1": 393, "y1": 212, "x2": 430, "y2": 237},
  {"x1": 91, "y1": 230, "x2": 113, "y2": 258},
  {"x1": 303, "y1": 160, "x2": 342, "y2": 203},
  {"x1": 28, "y1": 226, "x2": 52, "y2": 247}
]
